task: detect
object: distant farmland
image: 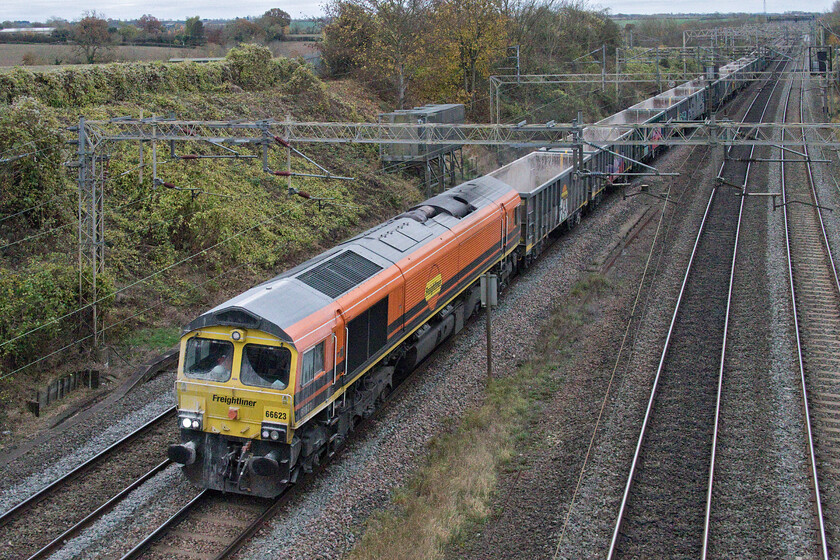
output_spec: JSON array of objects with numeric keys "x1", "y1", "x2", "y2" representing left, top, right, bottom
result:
[
  {"x1": 0, "y1": 41, "x2": 318, "y2": 68},
  {"x1": 610, "y1": 14, "x2": 754, "y2": 26}
]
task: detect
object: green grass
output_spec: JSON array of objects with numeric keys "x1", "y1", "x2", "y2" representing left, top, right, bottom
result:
[
  {"x1": 348, "y1": 273, "x2": 612, "y2": 560},
  {"x1": 121, "y1": 327, "x2": 181, "y2": 351}
]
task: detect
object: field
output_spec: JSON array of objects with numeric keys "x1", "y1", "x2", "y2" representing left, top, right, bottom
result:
[
  {"x1": 0, "y1": 41, "x2": 318, "y2": 68},
  {"x1": 614, "y1": 16, "x2": 745, "y2": 27}
]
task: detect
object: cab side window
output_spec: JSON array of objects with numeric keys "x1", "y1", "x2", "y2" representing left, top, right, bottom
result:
[{"x1": 300, "y1": 341, "x2": 325, "y2": 387}]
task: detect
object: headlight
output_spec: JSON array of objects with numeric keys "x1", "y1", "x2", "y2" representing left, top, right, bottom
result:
[
  {"x1": 178, "y1": 410, "x2": 203, "y2": 431},
  {"x1": 260, "y1": 421, "x2": 287, "y2": 442}
]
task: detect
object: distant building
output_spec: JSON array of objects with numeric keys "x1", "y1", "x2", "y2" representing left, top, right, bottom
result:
[{"x1": 0, "y1": 27, "x2": 55, "y2": 34}]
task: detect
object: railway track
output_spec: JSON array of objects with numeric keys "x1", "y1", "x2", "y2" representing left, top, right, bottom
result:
[
  {"x1": 782, "y1": 55, "x2": 838, "y2": 558},
  {"x1": 119, "y1": 489, "x2": 279, "y2": 560},
  {"x1": 0, "y1": 406, "x2": 177, "y2": 560},
  {"x1": 117, "y1": 355, "x2": 427, "y2": 560},
  {"x1": 606, "y1": 60, "x2": 785, "y2": 560}
]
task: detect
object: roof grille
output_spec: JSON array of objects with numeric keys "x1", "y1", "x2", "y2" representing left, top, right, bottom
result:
[{"x1": 297, "y1": 250, "x2": 382, "y2": 299}]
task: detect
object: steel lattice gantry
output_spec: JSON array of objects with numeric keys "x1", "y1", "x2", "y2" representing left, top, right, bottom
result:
[
  {"x1": 488, "y1": 71, "x2": 707, "y2": 122},
  {"x1": 83, "y1": 118, "x2": 840, "y2": 148},
  {"x1": 682, "y1": 21, "x2": 810, "y2": 47},
  {"x1": 73, "y1": 117, "x2": 108, "y2": 350},
  {"x1": 73, "y1": 115, "x2": 840, "y2": 346}
]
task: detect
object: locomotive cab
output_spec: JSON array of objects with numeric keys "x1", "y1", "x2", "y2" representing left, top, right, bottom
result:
[{"x1": 169, "y1": 326, "x2": 300, "y2": 497}]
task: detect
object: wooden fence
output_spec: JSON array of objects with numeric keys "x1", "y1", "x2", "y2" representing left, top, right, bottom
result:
[{"x1": 27, "y1": 370, "x2": 100, "y2": 417}]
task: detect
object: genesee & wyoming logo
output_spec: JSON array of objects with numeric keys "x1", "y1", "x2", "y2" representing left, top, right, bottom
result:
[{"x1": 212, "y1": 394, "x2": 257, "y2": 407}]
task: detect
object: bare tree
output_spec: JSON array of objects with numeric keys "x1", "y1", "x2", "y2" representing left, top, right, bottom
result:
[
  {"x1": 73, "y1": 11, "x2": 111, "y2": 63},
  {"x1": 367, "y1": 0, "x2": 429, "y2": 108},
  {"x1": 138, "y1": 14, "x2": 163, "y2": 35}
]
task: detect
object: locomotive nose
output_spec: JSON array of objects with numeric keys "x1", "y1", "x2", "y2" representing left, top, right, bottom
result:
[{"x1": 168, "y1": 440, "x2": 198, "y2": 465}]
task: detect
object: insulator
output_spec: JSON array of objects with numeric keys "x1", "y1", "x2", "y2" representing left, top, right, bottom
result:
[
  {"x1": 272, "y1": 170, "x2": 291, "y2": 176},
  {"x1": 181, "y1": 155, "x2": 199, "y2": 160},
  {"x1": 273, "y1": 136, "x2": 291, "y2": 148},
  {"x1": 162, "y1": 182, "x2": 177, "y2": 189},
  {"x1": 297, "y1": 190, "x2": 312, "y2": 199}
]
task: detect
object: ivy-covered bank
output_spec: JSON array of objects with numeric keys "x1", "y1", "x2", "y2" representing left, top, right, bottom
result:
[
  {"x1": 0, "y1": 45, "x2": 325, "y2": 107},
  {"x1": 0, "y1": 45, "x2": 421, "y2": 414}
]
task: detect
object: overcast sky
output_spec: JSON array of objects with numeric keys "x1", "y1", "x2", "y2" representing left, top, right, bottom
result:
[{"x1": 0, "y1": 0, "x2": 832, "y2": 22}]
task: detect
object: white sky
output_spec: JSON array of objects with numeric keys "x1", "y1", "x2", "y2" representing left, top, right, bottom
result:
[{"x1": 0, "y1": 0, "x2": 832, "y2": 22}]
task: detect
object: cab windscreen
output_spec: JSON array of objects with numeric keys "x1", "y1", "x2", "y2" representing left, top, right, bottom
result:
[
  {"x1": 184, "y1": 338, "x2": 234, "y2": 382},
  {"x1": 240, "y1": 344, "x2": 292, "y2": 389}
]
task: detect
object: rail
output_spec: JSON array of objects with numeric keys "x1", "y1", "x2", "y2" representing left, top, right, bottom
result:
[
  {"x1": 605, "y1": 184, "x2": 716, "y2": 560},
  {"x1": 118, "y1": 343, "x2": 430, "y2": 559},
  {"x1": 78, "y1": 118, "x2": 840, "y2": 148},
  {"x1": 0, "y1": 406, "x2": 176, "y2": 528},
  {"x1": 119, "y1": 489, "x2": 210, "y2": 560},
  {"x1": 781, "y1": 54, "x2": 831, "y2": 560},
  {"x1": 700, "y1": 53, "x2": 781, "y2": 560},
  {"x1": 606, "y1": 60, "x2": 782, "y2": 559},
  {"x1": 26, "y1": 459, "x2": 172, "y2": 560}
]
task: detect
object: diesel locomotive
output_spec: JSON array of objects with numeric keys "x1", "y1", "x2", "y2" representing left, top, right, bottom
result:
[{"x1": 168, "y1": 52, "x2": 768, "y2": 497}]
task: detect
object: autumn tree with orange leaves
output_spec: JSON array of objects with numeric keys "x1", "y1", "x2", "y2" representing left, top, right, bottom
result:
[
  {"x1": 320, "y1": 0, "x2": 430, "y2": 109},
  {"x1": 321, "y1": 0, "x2": 508, "y2": 111},
  {"x1": 426, "y1": 0, "x2": 508, "y2": 107}
]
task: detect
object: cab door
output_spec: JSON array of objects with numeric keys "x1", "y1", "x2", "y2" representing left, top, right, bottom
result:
[
  {"x1": 500, "y1": 201, "x2": 509, "y2": 254},
  {"x1": 332, "y1": 307, "x2": 346, "y2": 388}
]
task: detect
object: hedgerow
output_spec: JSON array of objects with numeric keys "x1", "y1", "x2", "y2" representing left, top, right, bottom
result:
[
  {"x1": 0, "y1": 46, "x2": 421, "y2": 384},
  {"x1": 0, "y1": 44, "x2": 316, "y2": 108},
  {"x1": 0, "y1": 97, "x2": 69, "y2": 226},
  {"x1": 0, "y1": 257, "x2": 114, "y2": 366}
]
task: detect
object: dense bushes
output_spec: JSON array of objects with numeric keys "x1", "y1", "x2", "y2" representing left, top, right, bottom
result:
[
  {"x1": 0, "y1": 43, "x2": 419, "y2": 386},
  {"x1": 0, "y1": 97, "x2": 69, "y2": 226},
  {"x1": 0, "y1": 44, "x2": 317, "y2": 107},
  {"x1": 0, "y1": 258, "x2": 114, "y2": 367}
]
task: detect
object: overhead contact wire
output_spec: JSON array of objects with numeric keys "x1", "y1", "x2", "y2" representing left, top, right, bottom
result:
[
  {"x1": 551, "y1": 142, "x2": 704, "y2": 559},
  {"x1": 0, "y1": 242, "x2": 288, "y2": 381}
]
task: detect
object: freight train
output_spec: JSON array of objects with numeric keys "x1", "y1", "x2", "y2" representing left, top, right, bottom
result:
[{"x1": 168, "y1": 52, "x2": 769, "y2": 497}]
